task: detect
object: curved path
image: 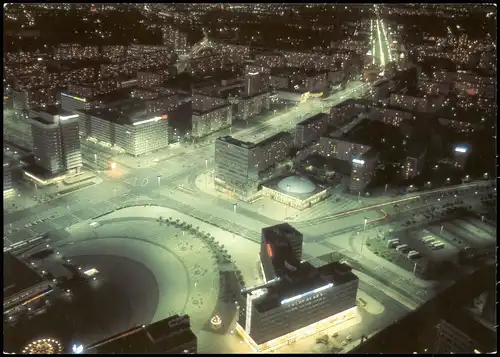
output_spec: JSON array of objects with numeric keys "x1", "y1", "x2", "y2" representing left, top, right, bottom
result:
[{"x1": 58, "y1": 215, "x2": 222, "y2": 333}]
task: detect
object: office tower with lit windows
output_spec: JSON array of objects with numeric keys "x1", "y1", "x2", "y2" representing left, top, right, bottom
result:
[
  {"x1": 214, "y1": 133, "x2": 293, "y2": 199},
  {"x1": 403, "y1": 145, "x2": 427, "y2": 180},
  {"x1": 349, "y1": 149, "x2": 379, "y2": 194},
  {"x1": 28, "y1": 107, "x2": 82, "y2": 182},
  {"x1": 237, "y1": 259, "x2": 359, "y2": 352},
  {"x1": 88, "y1": 108, "x2": 169, "y2": 157}
]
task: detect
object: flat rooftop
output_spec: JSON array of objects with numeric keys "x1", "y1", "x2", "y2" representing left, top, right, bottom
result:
[
  {"x1": 3, "y1": 253, "x2": 45, "y2": 300},
  {"x1": 92, "y1": 315, "x2": 194, "y2": 353},
  {"x1": 192, "y1": 102, "x2": 230, "y2": 116},
  {"x1": 253, "y1": 261, "x2": 358, "y2": 313}
]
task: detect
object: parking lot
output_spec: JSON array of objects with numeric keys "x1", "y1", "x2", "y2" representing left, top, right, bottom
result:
[{"x1": 396, "y1": 214, "x2": 495, "y2": 266}]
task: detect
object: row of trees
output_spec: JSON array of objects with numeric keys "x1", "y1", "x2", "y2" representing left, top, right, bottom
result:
[{"x1": 157, "y1": 216, "x2": 246, "y2": 288}]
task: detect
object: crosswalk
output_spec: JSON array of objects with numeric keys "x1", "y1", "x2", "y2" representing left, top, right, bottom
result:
[{"x1": 299, "y1": 196, "x2": 362, "y2": 220}]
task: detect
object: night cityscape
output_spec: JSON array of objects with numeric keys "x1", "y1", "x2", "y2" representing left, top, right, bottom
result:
[{"x1": 3, "y1": 3, "x2": 497, "y2": 354}]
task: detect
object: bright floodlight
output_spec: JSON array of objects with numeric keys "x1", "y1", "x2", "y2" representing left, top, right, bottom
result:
[
  {"x1": 454, "y1": 146, "x2": 468, "y2": 153},
  {"x1": 110, "y1": 162, "x2": 117, "y2": 169},
  {"x1": 352, "y1": 158, "x2": 365, "y2": 165},
  {"x1": 83, "y1": 268, "x2": 99, "y2": 277},
  {"x1": 72, "y1": 344, "x2": 84, "y2": 354}
]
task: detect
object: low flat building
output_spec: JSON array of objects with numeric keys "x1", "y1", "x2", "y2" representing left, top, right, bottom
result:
[
  {"x1": 4, "y1": 252, "x2": 53, "y2": 313},
  {"x1": 260, "y1": 175, "x2": 331, "y2": 210},
  {"x1": 87, "y1": 314, "x2": 197, "y2": 354}
]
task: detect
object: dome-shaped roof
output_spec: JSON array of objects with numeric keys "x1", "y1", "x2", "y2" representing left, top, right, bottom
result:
[{"x1": 277, "y1": 176, "x2": 316, "y2": 195}]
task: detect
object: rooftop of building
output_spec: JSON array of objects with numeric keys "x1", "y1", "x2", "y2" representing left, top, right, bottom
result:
[
  {"x1": 91, "y1": 315, "x2": 194, "y2": 354},
  {"x1": 261, "y1": 174, "x2": 329, "y2": 200},
  {"x1": 3, "y1": 253, "x2": 45, "y2": 300},
  {"x1": 31, "y1": 105, "x2": 72, "y2": 117},
  {"x1": 192, "y1": 102, "x2": 230, "y2": 116},
  {"x1": 217, "y1": 135, "x2": 254, "y2": 149},
  {"x1": 299, "y1": 154, "x2": 352, "y2": 176},
  {"x1": 297, "y1": 112, "x2": 328, "y2": 126},
  {"x1": 254, "y1": 131, "x2": 293, "y2": 148},
  {"x1": 253, "y1": 261, "x2": 358, "y2": 313}
]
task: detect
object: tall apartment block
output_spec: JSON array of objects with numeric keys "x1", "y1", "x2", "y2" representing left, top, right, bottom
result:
[
  {"x1": 214, "y1": 133, "x2": 293, "y2": 199},
  {"x1": 26, "y1": 107, "x2": 82, "y2": 184}
]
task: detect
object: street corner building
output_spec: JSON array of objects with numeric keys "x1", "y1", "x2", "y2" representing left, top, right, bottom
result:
[{"x1": 235, "y1": 223, "x2": 359, "y2": 352}]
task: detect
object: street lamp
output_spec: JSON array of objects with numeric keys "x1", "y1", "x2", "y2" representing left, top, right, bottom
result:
[
  {"x1": 363, "y1": 218, "x2": 368, "y2": 231},
  {"x1": 157, "y1": 175, "x2": 161, "y2": 188},
  {"x1": 233, "y1": 203, "x2": 237, "y2": 213},
  {"x1": 94, "y1": 153, "x2": 97, "y2": 164},
  {"x1": 205, "y1": 158, "x2": 208, "y2": 169}
]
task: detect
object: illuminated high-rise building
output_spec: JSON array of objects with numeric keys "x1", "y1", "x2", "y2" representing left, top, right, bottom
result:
[
  {"x1": 237, "y1": 257, "x2": 358, "y2": 352},
  {"x1": 28, "y1": 107, "x2": 82, "y2": 182}
]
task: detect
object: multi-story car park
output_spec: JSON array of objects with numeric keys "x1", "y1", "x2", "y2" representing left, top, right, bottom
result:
[
  {"x1": 87, "y1": 108, "x2": 170, "y2": 157},
  {"x1": 214, "y1": 133, "x2": 293, "y2": 199}
]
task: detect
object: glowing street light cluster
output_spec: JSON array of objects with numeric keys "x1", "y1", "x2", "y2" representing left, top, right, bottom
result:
[{"x1": 22, "y1": 338, "x2": 63, "y2": 354}]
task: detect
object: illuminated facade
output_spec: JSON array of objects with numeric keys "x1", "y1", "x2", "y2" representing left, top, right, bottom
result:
[
  {"x1": 60, "y1": 92, "x2": 92, "y2": 113},
  {"x1": 349, "y1": 150, "x2": 379, "y2": 193},
  {"x1": 452, "y1": 144, "x2": 470, "y2": 170},
  {"x1": 162, "y1": 25, "x2": 188, "y2": 55},
  {"x1": 295, "y1": 113, "x2": 330, "y2": 149},
  {"x1": 320, "y1": 137, "x2": 372, "y2": 161},
  {"x1": 192, "y1": 105, "x2": 232, "y2": 138},
  {"x1": 88, "y1": 109, "x2": 169, "y2": 156},
  {"x1": 214, "y1": 133, "x2": 293, "y2": 199},
  {"x1": 3, "y1": 161, "x2": 14, "y2": 198},
  {"x1": 137, "y1": 70, "x2": 164, "y2": 88},
  {"x1": 29, "y1": 108, "x2": 82, "y2": 177},
  {"x1": 114, "y1": 115, "x2": 170, "y2": 156},
  {"x1": 237, "y1": 261, "x2": 359, "y2": 351},
  {"x1": 234, "y1": 92, "x2": 271, "y2": 121},
  {"x1": 403, "y1": 145, "x2": 427, "y2": 180},
  {"x1": 244, "y1": 73, "x2": 262, "y2": 96}
]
